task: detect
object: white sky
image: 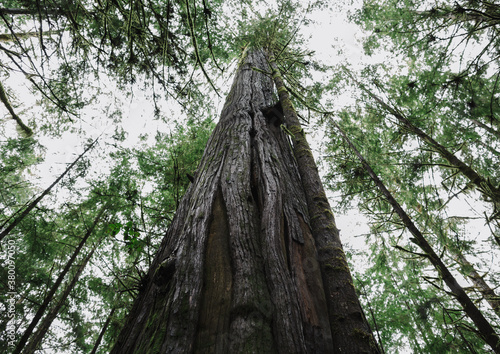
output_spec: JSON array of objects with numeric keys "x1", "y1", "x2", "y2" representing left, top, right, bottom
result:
[
  {"x1": 2, "y1": 0, "x2": 492, "y2": 269},
  {"x1": 1, "y1": 1, "x2": 498, "y2": 351}
]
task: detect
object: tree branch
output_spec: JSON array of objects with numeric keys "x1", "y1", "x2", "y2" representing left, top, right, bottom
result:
[{"x1": 0, "y1": 80, "x2": 33, "y2": 136}]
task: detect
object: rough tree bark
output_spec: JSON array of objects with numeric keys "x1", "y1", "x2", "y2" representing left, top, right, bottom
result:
[
  {"x1": 111, "y1": 49, "x2": 376, "y2": 353},
  {"x1": 268, "y1": 51, "x2": 378, "y2": 353}
]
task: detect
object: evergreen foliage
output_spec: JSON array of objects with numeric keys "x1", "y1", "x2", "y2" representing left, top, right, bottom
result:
[
  {"x1": 321, "y1": 0, "x2": 500, "y2": 352},
  {"x1": 1, "y1": 0, "x2": 499, "y2": 352}
]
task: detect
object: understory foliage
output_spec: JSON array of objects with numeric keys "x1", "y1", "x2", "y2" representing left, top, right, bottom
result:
[
  {"x1": 0, "y1": 118, "x2": 213, "y2": 352},
  {"x1": 322, "y1": 0, "x2": 500, "y2": 352}
]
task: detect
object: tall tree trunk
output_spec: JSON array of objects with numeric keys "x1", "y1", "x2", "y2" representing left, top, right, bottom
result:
[
  {"x1": 268, "y1": 50, "x2": 379, "y2": 352},
  {"x1": 333, "y1": 120, "x2": 500, "y2": 352},
  {"x1": 13, "y1": 205, "x2": 106, "y2": 354},
  {"x1": 112, "y1": 49, "x2": 376, "y2": 353},
  {"x1": 22, "y1": 246, "x2": 97, "y2": 353}
]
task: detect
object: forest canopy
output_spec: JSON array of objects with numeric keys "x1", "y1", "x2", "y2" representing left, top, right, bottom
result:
[{"x1": 0, "y1": 0, "x2": 499, "y2": 352}]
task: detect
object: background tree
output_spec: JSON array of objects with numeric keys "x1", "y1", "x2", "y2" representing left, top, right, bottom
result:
[
  {"x1": 320, "y1": 0, "x2": 500, "y2": 351},
  {"x1": 5, "y1": 0, "x2": 499, "y2": 352},
  {"x1": 333, "y1": 119, "x2": 499, "y2": 351}
]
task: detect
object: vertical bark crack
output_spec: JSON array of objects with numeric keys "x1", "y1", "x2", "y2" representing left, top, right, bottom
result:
[
  {"x1": 282, "y1": 213, "x2": 292, "y2": 272},
  {"x1": 112, "y1": 48, "x2": 343, "y2": 354},
  {"x1": 194, "y1": 186, "x2": 233, "y2": 353},
  {"x1": 249, "y1": 109, "x2": 262, "y2": 215}
]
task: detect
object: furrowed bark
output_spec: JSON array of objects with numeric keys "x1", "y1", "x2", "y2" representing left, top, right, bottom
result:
[
  {"x1": 112, "y1": 49, "x2": 335, "y2": 353},
  {"x1": 268, "y1": 51, "x2": 379, "y2": 353},
  {"x1": 333, "y1": 120, "x2": 500, "y2": 353}
]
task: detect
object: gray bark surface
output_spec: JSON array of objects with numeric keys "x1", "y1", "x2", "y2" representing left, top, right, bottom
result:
[
  {"x1": 112, "y1": 49, "x2": 334, "y2": 353},
  {"x1": 269, "y1": 52, "x2": 379, "y2": 353}
]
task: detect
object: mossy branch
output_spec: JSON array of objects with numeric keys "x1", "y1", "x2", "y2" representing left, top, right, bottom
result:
[
  {"x1": 0, "y1": 80, "x2": 33, "y2": 136},
  {"x1": 0, "y1": 30, "x2": 62, "y2": 42},
  {"x1": 251, "y1": 66, "x2": 272, "y2": 76}
]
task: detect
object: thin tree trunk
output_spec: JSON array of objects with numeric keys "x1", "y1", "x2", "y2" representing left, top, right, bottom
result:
[
  {"x1": 415, "y1": 7, "x2": 500, "y2": 25},
  {"x1": 111, "y1": 49, "x2": 373, "y2": 353},
  {"x1": 0, "y1": 8, "x2": 62, "y2": 16},
  {"x1": 477, "y1": 139, "x2": 500, "y2": 157},
  {"x1": 347, "y1": 71, "x2": 500, "y2": 215},
  {"x1": 389, "y1": 271, "x2": 435, "y2": 351},
  {"x1": 22, "y1": 246, "x2": 97, "y2": 353},
  {"x1": 357, "y1": 279, "x2": 387, "y2": 354},
  {"x1": 333, "y1": 120, "x2": 500, "y2": 352},
  {"x1": 418, "y1": 181, "x2": 500, "y2": 318},
  {"x1": 268, "y1": 51, "x2": 379, "y2": 353},
  {"x1": 0, "y1": 80, "x2": 32, "y2": 136},
  {"x1": 469, "y1": 118, "x2": 500, "y2": 140},
  {"x1": 13, "y1": 206, "x2": 106, "y2": 354},
  {"x1": 90, "y1": 308, "x2": 116, "y2": 354},
  {"x1": 0, "y1": 30, "x2": 62, "y2": 42},
  {"x1": 452, "y1": 250, "x2": 500, "y2": 318},
  {"x1": 0, "y1": 138, "x2": 98, "y2": 241}
]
